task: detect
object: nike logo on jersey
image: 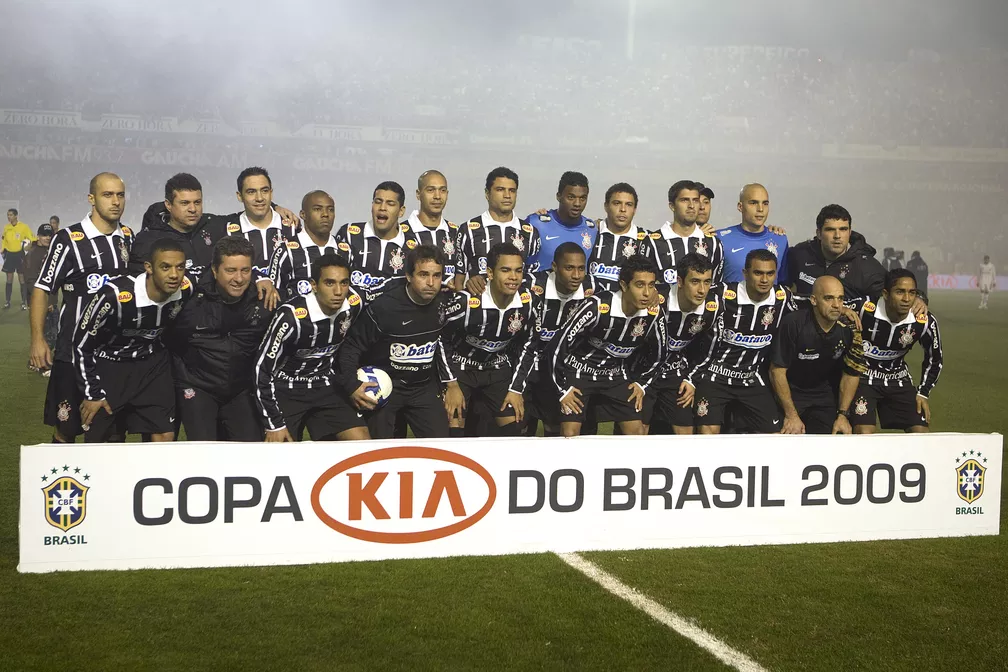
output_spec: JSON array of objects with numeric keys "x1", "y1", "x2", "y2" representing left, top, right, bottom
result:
[
  {"x1": 545, "y1": 235, "x2": 560, "y2": 241},
  {"x1": 731, "y1": 247, "x2": 745, "y2": 253},
  {"x1": 196, "y1": 326, "x2": 209, "y2": 331},
  {"x1": 805, "y1": 262, "x2": 816, "y2": 267},
  {"x1": 772, "y1": 419, "x2": 780, "y2": 425},
  {"x1": 402, "y1": 320, "x2": 413, "y2": 325}
]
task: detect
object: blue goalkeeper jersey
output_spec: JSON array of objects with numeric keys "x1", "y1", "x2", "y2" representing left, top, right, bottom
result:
[
  {"x1": 717, "y1": 224, "x2": 791, "y2": 285},
  {"x1": 526, "y1": 210, "x2": 597, "y2": 271}
]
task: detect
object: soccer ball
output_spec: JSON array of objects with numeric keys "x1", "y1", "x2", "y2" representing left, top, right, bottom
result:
[{"x1": 356, "y1": 366, "x2": 393, "y2": 409}]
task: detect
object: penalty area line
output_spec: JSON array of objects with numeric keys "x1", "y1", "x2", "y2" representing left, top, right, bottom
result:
[{"x1": 556, "y1": 552, "x2": 769, "y2": 672}]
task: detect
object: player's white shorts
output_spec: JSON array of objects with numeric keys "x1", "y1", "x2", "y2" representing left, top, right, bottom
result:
[{"x1": 980, "y1": 282, "x2": 993, "y2": 293}]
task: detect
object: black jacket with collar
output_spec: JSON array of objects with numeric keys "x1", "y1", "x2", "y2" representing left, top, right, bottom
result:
[
  {"x1": 130, "y1": 203, "x2": 231, "y2": 278},
  {"x1": 787, "y1": 230, "x2": 886, "y2": 301},
  {"x1": 164, "y1": 272, "x2": 273, "y2": 400}
]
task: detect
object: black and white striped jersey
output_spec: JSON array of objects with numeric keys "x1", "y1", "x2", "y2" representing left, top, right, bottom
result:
[
  {"x1": 224, "y1": 209, "x2": 286, "y2": 276},
  {"x1": 34, "y1": 215, "x2": 134, "y2": 362},
  {"x1": 405, "y1": 210, "x2": 459, "y2": 282},
  {"x1": 693, "y1": 282, "x2": 797, "y2": 387},
  {"x1": 254, "y1": 290, "x2": 364, "y2": 431},
  {"x1": 644, "y1": 222, "x2": 724, "y2": 285},
  {"x1": 453, "y1": 211, "x2": 541, "y2": 279},
  {"x1": 440, "y1": 287, "x2": 539, "y2": 393},
  {"x1": 851, "y1": 298, "x2": 943, "y2": 396},
  {"x1": 528, "y1": 271, "x2": 595, "y2": 346},
  {"x1": 549, "y1": 290, "x2": 666, "y2": 396},
  {"x1": 334, "y1": 220, "x2": 419, "y2": 291},
  {"x1": 73, "y1": 273, "x2": 193, "y2": 401},
  {"x1": 652, "y1": 285, "x2": 720, "y2": 384},
  {"x1": 267, "y1": 229, "x2": 341, "y2": 300},
  {"x1": 588, "y1": 219, "x2": 649, "y2": 292}
]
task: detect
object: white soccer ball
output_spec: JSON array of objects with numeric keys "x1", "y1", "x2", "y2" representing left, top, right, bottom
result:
[{"x1": 356, "y1": 366, "x2": 393, "y2": 409}]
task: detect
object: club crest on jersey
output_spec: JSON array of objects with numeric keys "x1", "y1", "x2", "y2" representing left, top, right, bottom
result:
[
  {"x1": 296, "y1": 279, "x2": 312, "y2": 296},
  {"x1": 694, "y1": 239, "x2": 708, "y2": 257},
  {"x1": 389, "y1": 247, "x2": 405, "y2": 272},
  {"x1": 183, "y1": 388, "x2": 196, "y2": 400},
  {"x1": 339, "y1": 314, "x2": 352, "y2": 336},
  {"x1": 775, "y1": 288, "x2": 786, "y2": 300},
  {"x1": 169, "y1": 302, "x2": 182, "y2": 319},
  {"x1": 438, "y1": 302, "x2": 447, "y2": 325},
  {"x1": 117, "y1": 241, "x2": 129, "y2": 263},
  {"x1": 442, "y1": 238, "x2": 455, "y2": 257},
  {"x1": 271, "y1": 231, "x2": 282, "y2": 247},
  {"x1": 631, "y1": 318, "x2": 647, "y2": 337},
  {"x1": 956, "y1": 458, "x2": 986, "y2": 504},
  {"x1": 696, "y1": 398, "x2": 709, "y2": 417},
  {"x1": 723, "y1": 289, "x2": 737, "y2": 300},
  {"x1": 57, "y1": 400, "x2": 71, "y2": 423},
  {"x1": 202, "y1": 231, "x2": 212, "y2": 246},
  {"x1": 689, "y1": 318, "x2": 706, "y2": 335},
  {"x1": 622, "y1": 239, "x2": 637, "y2": 259},
  {"x1": 117, "y1": 291, "x2": 133, "y2": 303},
  {"x1": 42, "y1": 474, "x2": 89, "y2": 533},
  {"x1": 510, "y1": 231, "x2": 525, "y2": 249},
  {"x1": 898, "y1": 325, "x2": 915, "y2": 347},
  {"x1": 69, "y1": 231, "x2": 85, "y2": 242},
  {"x1": 765, "y1": 241, "x2": 779, "y2": 257},
  {"x1": 761, "y1": 306, "x2": 775, "y2": 327},
  {"x1": 581, "y1": 231, "x2": 593, "y2": 250},
  {"x1": 294, "y1": 307, "x2": 309, "y2": 319},
  {"x1": 839, "y1": 264, "x2": 849, "y2": 279},
  {"x1": 854, "y1": 397, "x2": 869, "y2": 416},
  {"x1": 508, "y1": 312, "x2": 524, "y2": 334},
  {"x1": 227, "y1": 223, "x2": 240, "y2": 233}
]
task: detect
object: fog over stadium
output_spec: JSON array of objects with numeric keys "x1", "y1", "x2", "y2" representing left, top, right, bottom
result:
[{"x1": 2, "y1": 0, "x2": 1007, "y2": 272}]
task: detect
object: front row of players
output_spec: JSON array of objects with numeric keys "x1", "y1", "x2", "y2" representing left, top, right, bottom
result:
[{"x1": 56, "y1": 236, "x2": 942, "y2": 443}]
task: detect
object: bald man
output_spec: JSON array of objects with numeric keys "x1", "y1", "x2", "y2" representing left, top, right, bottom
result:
[
  {"x1": 717, "y1": 183, "x2": 790, "y2": 286},
  {"x1": 31, "y1": 172, "x2": 134, "y2": 442},
  {"x1": 769, "y1": 276, "x2": 866, "y2": 434},
  {"x1": 405, "y1": 170, "x2": 458, "y2": 285}
]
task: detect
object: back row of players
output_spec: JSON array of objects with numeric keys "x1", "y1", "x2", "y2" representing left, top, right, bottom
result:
[{"x1": 28, "y1": 167, "x2": 942, "y2": 443}]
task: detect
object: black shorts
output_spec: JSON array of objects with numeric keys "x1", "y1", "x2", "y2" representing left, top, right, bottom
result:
[
  {"x1": 2, "y1": 251, "x2": 24, "y2": 273},
  {"x1": 85, "y1": 352, "x2": 176, "y2": 442},
  {"x1": 43, "y1": 359, "x2": 84, "y2": 437},
  {"x1": 178, "y1": 386, "x2": 263, "y2": 441},
  {"x1": 561, "y1": 379, "x2": 642, "y2": 425},
  {"x1": 850, "y1": 382, "x2": 928, "y2": 430},
  {"x1": 276, "y1": 385, "x2": 365, "y2": 441},
  {"x1": 693, "y1": 379, "x2": 782, "y2": 433},
  {"x1": 453, "y1": 367, "x2": 516, "y2": 421},
  {"x1": 524, "y1": 372, "x2": 563, "y2": 428},
  {"x1": 643, "y1": 378, "x2": 695, "y2": 428},
  {"x1": 792, "y1": 388, "x2": 839, "y2": 435},
  {"x1": 368, "y1": 379, "x2": 449, "y2": 439}
]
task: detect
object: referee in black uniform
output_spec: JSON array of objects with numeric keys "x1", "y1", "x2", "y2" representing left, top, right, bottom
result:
[{"x1": 769, "y1": 276, "x2": 867, "y2": 434}]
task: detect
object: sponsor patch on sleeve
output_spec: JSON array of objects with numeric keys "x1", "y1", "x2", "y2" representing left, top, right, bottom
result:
[
  {"x1": 338, "y1": 242, "x2": 350, "y2": 252},
  {"x1": 520, "y1": 291, "x2": 531, "y2": 304},
  {"x1": 405, "y1": 239, "x2": 417, "y2": 249},
  {"x1": 532, "y1": 284, "x2": 544, "y2": 295},
  {"x1": 286, "y1": 241, "x2": 300, "y2": 249},
  {"x1": 864, "y1": 301, "x2": 876, "y2": 312},
  {"x1": 117, "y1": 290, "x2": 133, "y2": 303},
  {"x1": 120, "y1": 226, "x2": 132, "y2": 237},
  {"x1": 723, "y1": 289, "x2": 737, "y2": 300},
  {"x1": 776, "y1": 288, "x2": 786, "y2": 300},
  {"x1": 294, "y1": 307, "x2": 309, "y2": 319},
  {"x1": 227, "y1": 223, "x2": 240, "y2": 233},
  {"x1": 706, "y1": 300, "x2": 718, "y2": 311},
  {"x1": 348, "y1": 294, "x2": 361, "y2": 306},
  {"x1": 648, "y1": 304, "x2": 660, "y2": 315},
  {"x1": 522, "y1": 223, "x2": 533, "y2": 233},
  {"x1": 916, "y1": 312, "x2": 927, "y2": 323},
  {"x1": 468, "y1": 297, "x2": 481, "y2": 308},
  {"x1": 650, "y1": 231, "x2": 662, "y2": 239},
  {"x1": 69, "y1": 231, "x2": 85, "y2": 241},
  {"x1": 347, "y1": 225, "x2": 361, "y2": 235},
  {"x1": 599, "y1": 302, "x2": 610, "y2": 313},
  {"x1": 468, "y1": 220, "x2": 481, "y2": 230}
]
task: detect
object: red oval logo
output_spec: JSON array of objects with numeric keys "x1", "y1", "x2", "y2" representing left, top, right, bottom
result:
[{"x1": 311, "y1": 446, "x2": 496, "y2": 544}]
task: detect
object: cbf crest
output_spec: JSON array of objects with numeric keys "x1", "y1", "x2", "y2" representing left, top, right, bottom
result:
[
  {"x1": 956, "y1": 455, "x2": 986, "y2": 504},
  {"x1": 41, "y1": 469, "x2": 90, "y2": 532}
]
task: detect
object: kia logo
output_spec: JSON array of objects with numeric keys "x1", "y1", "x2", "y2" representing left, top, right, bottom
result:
[{"x1": 312, "y1": 446, "x2": 496, "y2": 543}]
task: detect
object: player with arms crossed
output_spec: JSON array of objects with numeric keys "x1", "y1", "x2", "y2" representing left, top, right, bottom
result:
[
  {"x1": 770, "y1": 276, "x2": 867, "y2": 435},
  {"x1": 642, "y1": 253, "x2": 719, "y2": 435},
  {"x1": 840, "y1": 269, "x2": 943, "y2": 433},
  {"x1": 454, "y1": 166, "x2": 542, "y2": 293},
  {"x1": 646, "y1": 180, "x2": 723, "y2": 286},
  {"x1": 255, "y1": 255, "x2": 368, "y2": 442},
  {"x1": 588, "y1": 183, "x2": 649, "y2": 292},
  {"x1": 31, "y1": 172, "x2": 134, "y2": 443},
  {"x1": 73, "y1": 240, "x2": 192, "y2": 443},
  {"x1": 338, "y1": 245, "x2": 453, "y2": 439},
  {"x1": 441, "y1": 243, "x2": 539, "y2": 436},
  {"x1": 268, "y1": 190, "x2": 341, "y2": 300},
  {"x1": 549, "y1": 256, "x2": 666, "y2": 437},
  {"x1": 692, "y1": 249, "x2": 797, "y2": 434},
  {"x1": 979, "y1": 255, "x2": 996, "y2": 309},
  {"x1": 335, "y1": 181, "x2": 419, "y2": 292}
]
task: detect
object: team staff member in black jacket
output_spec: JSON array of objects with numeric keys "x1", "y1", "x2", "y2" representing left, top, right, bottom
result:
[
  {"x1": 787, "y1": 204, "x2": 886, "y2": 300},
  {"x1": 165, "y1": 237, "x2": 272, "y2": 441},
  {"x1": 338, "y1": 245, "x2": 453, "y2": 439}
]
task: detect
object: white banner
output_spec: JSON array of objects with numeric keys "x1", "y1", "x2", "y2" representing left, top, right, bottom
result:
[
  {"x1": 19, "y1": 434, "x2": 1001, "y2": 573},
  {"x1": 929, "y1": 274, "x2": 1008, "y2": 291}
]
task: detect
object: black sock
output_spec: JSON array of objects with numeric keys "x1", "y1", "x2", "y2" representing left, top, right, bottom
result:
[
  {"x1": 449, "y1": 427, "x2": 465, "y2": 438},
  {"x1": 4, "y1": 282, "x2": 11, "y2": 303}
]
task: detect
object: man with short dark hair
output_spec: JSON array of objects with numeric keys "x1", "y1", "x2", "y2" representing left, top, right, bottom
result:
[
  {"x1": 692, "y1": 249, "x2": 797, "y2": 434},
  {"x1": 696, "y1": 183, "x2": 715, "y2": 228},
  {"x1": 31, "y1": 172, "x2": 134, "y2": 442},
  {"x1": 268, "y1": 190, "x2": 341, "y2": 300},
  {"x1": 338, "y1": 244, "x2": 454, "y2": 439},
  {"x1": 526, "y1": 171, "x2": 596, "y2": 272},
  {"x1": 49, "y1": 215, "x2": 60, "y2": 232},
  {"x1": 548, "y1": 256, "x2": 666, "y2": 437},
  {"x1": 787, "y1": 204, "x2": 887, "y2": 300},
  {"x1": 441, "y1": 243, "x2": 539, "y2": 436},
  {"x1": 255, "y1": 254, "x2": 368, "y2": 442},
  {"x1": 588, "y1": 183, "x2": 648, "y2": 292},
  {"x1": 335, "y1": 181, "x2": 419, "y2": 291},
  {"x1": 24, "y1": 223, "x2": 58, "y2": 373},
  {"x1": 646, "y1": 179, "x2": 723, "y2": 286},
  {"x1": 3, "y1": 208, "x2": 34, "y2": 310},
  {"x1": 454, "y1": 167, "x2": 542, "y2": 291},
  {"x1": 167, "y1": 237, "x2": 273, "y2": 441},
  {"x1": 770, "y1": 275, "x2": 866, "y2": 435},
  {"x1": 73, "y1": 239, "x2": 193, "y2": 443}
]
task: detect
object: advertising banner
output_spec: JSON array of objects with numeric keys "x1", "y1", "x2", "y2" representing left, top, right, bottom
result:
[{"x1": 19, "y1": 434, "x2": 1001, "y2": 573}]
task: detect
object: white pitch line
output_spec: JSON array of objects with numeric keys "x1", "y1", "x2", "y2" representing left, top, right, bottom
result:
[{"x1": 556, "y1": 552, "x2": 769, "y2": 672}]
